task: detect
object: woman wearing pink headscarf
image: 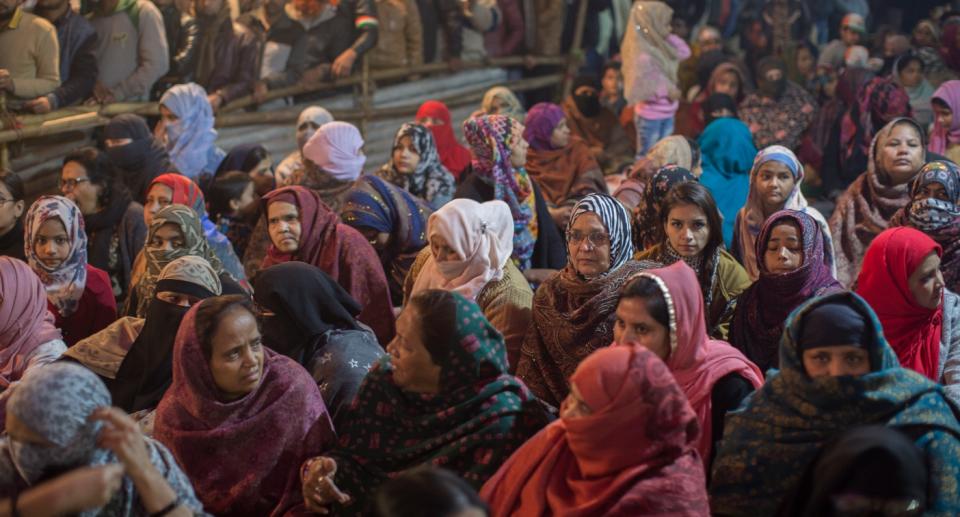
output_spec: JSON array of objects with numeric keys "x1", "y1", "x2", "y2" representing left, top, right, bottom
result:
[
  {"x1": 930, "y1": 80, "x2": 960, "y2": 164},
  {"x1": 613, "y1": 261, "x2": 763, "y2": 467}
]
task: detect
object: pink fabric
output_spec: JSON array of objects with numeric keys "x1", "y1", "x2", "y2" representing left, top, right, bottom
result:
[
  {"x1": 930, "y1": 80, "x2": 960, "y2": 155},
  {"x1": 301, "y1": 121, "x2": 366, "y2": 182},
  {"x1": 0, "y1": 257, "x2": 62, "y2": 388}
]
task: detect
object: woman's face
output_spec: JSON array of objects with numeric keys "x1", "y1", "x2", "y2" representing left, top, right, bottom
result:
[
  {"x1": 568, "y1": 212, "x2": 612, "y2": 279},
  {"x1": 913, "y1": 25, "x2": 936, "y2": 48},
  {"x1": 549, "y1": 119, "x2": 571, "y2": 149},
  {"x1": 487, "y1": 96, "x2": 510, "y2": 115},
  {"x1": 712, "y1": 70, "x2": 740, "y2": 97},
  {"x1": 934, "y1": 103, "x2": 953, "y2": 131},
  {"x1": 764, "y1": 221, "x2": 804, "y2": 274},
  {"x1": 387, "y1": 305, "x2": 441, "y2": 394},
  {"x1": 802, "y1": 345, "x2": 870, "y2": 378},
  {"x1": 429, "y1": 234, "x2": 462, "y2": 263},
  {"x1": 909, "y1": 251, "x2": 944, "y2": 310},
  {"x1": 796, "y1": 47, "x2": 815, "y2": 76},
  {"x1": 149, "y1": 222, "x2": 185, "y2": 252},
  {"x1": 899, "y1": 60, "x2": 923, "y2": 88},
  {"x1": 878, "y1": 123, "x2": 924, "y2": 186},
  {"x1": 266, "y1": 201, "x2": 302, "y2": 254},
  {"x1": 559, "y1": 382, "x2": 593, "y2": 420},
  {"x1": 756, "y1": 160, "x2": 796, "y2": 215},
  {"x1": 665, "y1": 203, "x2": 710, "y2": 258},
  {"x1": 613, "y1": 296, "x2": 670, "y2": 360},
  {"x1": 60, "y1": 161, "x2": 100, "y2": 215},
  {"x1": 144, "y1": 183, "x2": 174, "y2": 228},
  {"x1": 33, "y1": 217, "x2": 70, "y2": 269},
  {"x1": 156, "y1": 291, "x2": 202, "y2": 307},
  {"x1": 914, "y1": 180, "x2": 950, "y2": 202},
  {"x1": 601, "y1": 68, "x2": 622, "y2": 97},
  {"x1": 509, "y1": 130, "x2": 529, "y2": 168},
  {"x1": 0, "y1": 183, "x2": 23, "y2": 237},
  {"x1": 208, "y1": 307, "x2": 264, "y2": 401},
  {"x1": 392, "y1": 136, "x2": 422, "y2": 175}
]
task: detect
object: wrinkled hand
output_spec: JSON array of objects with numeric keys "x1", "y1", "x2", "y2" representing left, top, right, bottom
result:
[
  {"x1": 25, "y1": 96, "x2": 52, "y2": 114},
  {"x1": 0, "y1": 69, "x2": 13, "y2": 93},
  {"x1": 46, "y1": 464, "x2": 125, "y2": 513},
  {"x1": 91, "y1": 407, "x2": 152, "y2": 482},
  {"x1": 302, "y1": 457, "x2": 350, "y2": 515},
  {"x1": 331, "y1": 49, "x2": 357, "y2": 78},
  {"x1": 252, "y1": 81, "x2": 269, "y2": 104}
]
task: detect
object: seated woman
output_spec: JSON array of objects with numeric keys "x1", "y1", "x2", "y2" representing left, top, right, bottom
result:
[
  {"x1": 631, "y1": 164, "x2": 698, "y2": 251},
  {"x1": 522, "y1": 102, "x2": 606, "y2": 227},
  {"x1": 685, "y1": 61, "x2": 749, "y2": 138},
  {"x1": 207, "y1": 171, "x2": 257, "y2": 259},
  {"x1": 60, "y1": 147, "x2": 146, "y2": 302},
  {"x1": 635, "y1": 181, "x2": 750, "y2": 339},
  {"x1": 275, "y1": 106, "x2": 334, "y2": 187},
  {"x1": 1, "y1": 362, "x2": 204, "y2": 516},
  {"x1": 157, "y1": 82, "x2": 226, "y2": 183},
  {"x1": 261, "y1": 185, "x2": 395, "y2": 343},
  {"x1": 0, "y1": 170, "x2": 25, "y2": 260},
  {"x1": 517, "y1": 193, "x2": 658, "y2": 406},
  {"x1": 732, "y1": 145, "x2": 834, "y2": 280},
  {"x1": 478, "y1": 86, "x2": 526, "y2": 122},
  {"x1": 376, "y1": 123, "x2": 456, "y2": 210},
  {"x1": 830, "y1": 117, "x2": 927, "y2": 286},
  {"x1": 614, "y1": 262, "x2": 763, "y2": 466},
  {"x1": 154, "y1": 295, "x2": 335, "y2": 516},
  {"x1": 299, "y1": 290, "x2": 551, "y2": 514},
  {"x1": 710, "y1": 291, "x2": 960, "y2": 516},
  {"x1": 857, "y1": 227, "x2": 960, "y2": 405},
  {"x1": 25, "y1": 196, "x2": 116, "y2": 346},
  {"x1": 103, "y1": 114, "x2": 174, "y2": 201},
  {"x1": 416, "y1": 100, "x2": 472, "y2": 180},
  {"x1": 341, "y1": 175, "x2": 432, "y2": 306},
  {"x1": 457, "y1": 114, "x2": 567, "y2": 281},
  {"x1": 215, "y1": 143, "x2": 275, "y2": 196},
  {"x1": 254, "y1": 262, "x2": 384, "y2": 426},
  {"x1": 730, "y1": 210, "x2": 842, "y2": 374},
  {"x1": 697, "y1": 117, "x2": 758, "y2": 246},
  {"x1": 403, "y1": 198, "x2": 531, "y2": 370},
  {"x1": 614, "y1": 135, "x2": 701, "y2": 212},
  {"x1": 929, "y1": 80, "x2": 960, "y2": 164}
]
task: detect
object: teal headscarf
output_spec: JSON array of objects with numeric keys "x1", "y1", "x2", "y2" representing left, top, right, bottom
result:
[
  {"x1": 697, "y1": 118, "x2": 757, "y2": 247},
  {"x1": 710, "y1": 291, "x2": 960, "y2": 516}
]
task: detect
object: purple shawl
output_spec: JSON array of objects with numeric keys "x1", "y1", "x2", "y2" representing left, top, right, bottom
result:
[{"x1": 523, "y1": 102, "x2": 565, "y2": 151}]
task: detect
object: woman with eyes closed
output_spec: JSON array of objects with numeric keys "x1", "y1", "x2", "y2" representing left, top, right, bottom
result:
[
  {"x1": 635, "y1": 181, "x2": 750, "y2": 339},
  {"x1": 730, "y1": 210, "x2": 843, "y2": 374},
  {"x1": 24, "y1": 196, "x2": 116, "y2": 347},
  {"x1": 710, "y1": 291, "x2": 960, "y2": 517},
  {"x1": 154, "y1": 295, "x2": 335, "y2": 516}
]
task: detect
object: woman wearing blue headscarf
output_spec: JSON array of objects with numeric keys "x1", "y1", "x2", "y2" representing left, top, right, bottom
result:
[
  {"x1": 697, "y1": 117, "x2": 758, "y2": 247},
  {"x1": 158, "y1": 83, "x2": 226, "y2": 184}
]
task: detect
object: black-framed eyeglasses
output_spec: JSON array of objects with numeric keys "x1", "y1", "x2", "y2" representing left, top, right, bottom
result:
[
  {"x1": 59, "y1": 177, "x2": 91, "y2": 192},
  {"x1": 0, "y1": 198, "x2": 15, "y2": 206},
  {"x1": 566, "y1": 230, "x2": 611, "y2": 247}
]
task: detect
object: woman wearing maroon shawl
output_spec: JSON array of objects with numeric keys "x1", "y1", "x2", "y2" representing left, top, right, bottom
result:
[
  {"x1": 154, "y1": 295, "x2": 335, "y2": 517},
  {"x1": 730, "y1": 210, "x2": 842, "y2": 374},
  {"x1": 480, "y1": 344, "x2": 709, "y2": 516},
  {"x1": 261, "y1": 186, "x2": 395, "y2": 344},
  {"x1": 416, "y1": 100, "x2": 472, "y2": 180}
]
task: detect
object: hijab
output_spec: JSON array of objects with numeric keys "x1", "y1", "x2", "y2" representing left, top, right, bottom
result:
[
  {"x1": 216, "y1": 143, "x2": 266, "y2": 176},
  {"x1": 840, "y1": 76, "x2": 913, "y2": 162},
  {"x1": 929, "y1": 80, "x2": 960, "y2": 155},
  {"x1": 857, "y1": 227, "x2": 944, "y2": 380},
  {"x1": 301, "y1": 121, "x2": 366, "y2": 182},
  {"x1": 706, "y1": 62, "x2": 748, "y2": 103},
  {"x1": 296, "y1": 106, "x2": 334, "y2": 151},
  {"x1": 415, "y1": 100, "x2": 472, "y2": 177},
  {"x1": 103, "y1": 114, "x2": 173, "y2": 200},
  {"x1": 621, "y1": 1, "x2": 679, "y2": 104},
  {"x1": 154, "y1": 301, "x2": 335, "y2": 517},
  {"x1": 158, "y1": 83, "x2": 224, "y2": 181},
  {"x1": 481, "y1": 87, "x2": 525, "y2": 122},
  {"x1": 411, "y1": 199, "x2": 513, "y2": 301},
  {"x1": 0, "y1": 257, "x2": 61, "y2": 388},
  {"x1": 901, "y1": 160, "x2": 960, "y2": 292},
  {"x1": 568, "y1": 193, "x2": 634, "y2": 276},
  {"x1": 522, "y1": 102, "x2": 565, "y2": 151},
  {"x1": 522, "y1": 103, "x2": 603, "y2": 206},
  {"x1": 24, "y1": 196, "x2": 88, "y2": 318},
  {"x1": 480, "y1": 345, "x2": 709, "y2": 516},
  {"x1": 698, "y1": 118, "x2": 757, "y2": 246},
  {"x1": 377, "y1": 123, "x2": 455, "y2": 209},
  {"x1": 632, "y1": 164, "x2": 697, "y2": 251},
  {"x1": 731, "y1": 210, "x2": 842, "y2": 374}
]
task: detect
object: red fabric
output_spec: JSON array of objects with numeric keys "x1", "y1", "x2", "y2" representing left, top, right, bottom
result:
[
  {"x1": 150, "y1": 173, "x2": 203, "y2": 210},
  {"x1": 260, "y1": 186, "x2": 395, "y2": 344},
  {"x1": 416, "y1": 100, "x2": 472, "y2": 179},
  {"x1": 481, "y1": 344, "x2": 709, "y2": 516},
  {"x1": 856, "y1": 227, "x2": 944, "y2": 380},
  {"x1": 50, "y1": 265, "x2": 116, "y2": 347}
]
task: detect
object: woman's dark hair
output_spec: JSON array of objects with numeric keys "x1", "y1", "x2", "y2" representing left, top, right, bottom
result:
[
  {"x1": 0, "y1": 169, "x2": 24, "y2": 201},
  {"x1": 896, "y1": 53, "x2": 925, "y2": 74},
  {"x1": 367, "y1": 466, "x2": 488, "y2": 517},
  {"x1": 619, "y1": 275, "x2": 670, "y2": 329},
  {"x1": 602, "y1": 60, "x2": 621, "y2": 76},
  {"x1": 659, "y1": 182, "x2": 724, "y2": 286},
  {"x1": 207, "y1": 171, "x2": 253, "y2": 219},
  {"x1": 194, "y1": 295, "x2": 256, "y2": 360},
  {"x1": 62, "y1": 146, "x2": 116, "y2": 207},
  {"x1": 408, "y1": 289, "x2": 459, "y2": 366},
  {"x1": 685, "y1": 137, "x2": 701, "y2": 170},
  {"x1": 240, "y1": 146, "x2": 269, "y2": 173}
]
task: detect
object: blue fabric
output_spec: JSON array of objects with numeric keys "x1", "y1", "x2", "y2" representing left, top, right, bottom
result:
[
  {"x1": 201, "y1": 217, "x2": 246, "y2": 283},
  {"x1": 159, "y1": 83, "x2": 226, "y2": 181},
  {"x1": 697, "y1": 118, "x2": 757, "y2": 247},
  {"x1": 710, "y1": 291, "x2": 960, "y2": 516},
  {"x1": 634, "y1": 115, "x2": 675, "y2": 158}
]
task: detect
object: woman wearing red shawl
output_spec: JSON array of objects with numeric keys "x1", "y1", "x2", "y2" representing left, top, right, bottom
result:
[
  {"x1": 856, "y1": 227, "x2": 960, "y2": 406},
  {"x1": 730, "y1": 210, "x2": 843, "y2": 374},
  {"x1": 416, "y1": 100, "x2": 472, "y2": 180},
  {"x1": 480, "y1": 344, "x2": 709, "y2": 516},
  {"x1": 613, "y1": 261, "x2": 763, "y2": 466},
  {"x1": 261, "y1": 185, "x2": 395, "y2": 344},
  {"x1": 154, "y1": 295, "x2": 335, "y2": 516}
]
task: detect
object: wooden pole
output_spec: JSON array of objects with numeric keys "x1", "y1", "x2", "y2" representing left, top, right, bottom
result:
[
  {"x1": 561, "y1": 0, "x2": 590, "y2": 100},
  {"x1": 359, "y1": 54, "x2": 372, "y2": 138},
  {"x1": 0, "y1": 92, "x2": 8, "y2": 170}
]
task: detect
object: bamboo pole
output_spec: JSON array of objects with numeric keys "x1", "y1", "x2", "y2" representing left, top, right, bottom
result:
[{"x1": 561, "y1": 0, "x2": 590, "y2": 99}]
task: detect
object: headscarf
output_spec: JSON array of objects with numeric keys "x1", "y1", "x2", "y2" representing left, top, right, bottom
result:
[
  {"x1": 341, "y1": 175, "x2": 432, "y2": 303},
  {"x1": 900, "y1": 160, "x2": 960, "y2": 292},
  {"x1": 703, "y1": 93, "x2": 738, "y2": 125},
  {"x1": 634, "y1": 262, "x2": 763, "y2": 463},
  {"x1": 840, "y1": 77, "x2": 913, "y2": 162},
  {"x1": 929, "y1": 80, "x2": 960, "y2": 155},
  {"x1": 103, "y1": 114, "x2": 173, "y2": 200},
  {"x1": 731, "y1": 210, "x2": 842, "y2": 374},
  {"x1": 621, "y1": 1, "x2": 679, "y2": 104},
  {"x1": 463, "y1": 115, "x2": 537, "y2": 270},
  {"x1": 216, "y1": 143, "x2": 266, "y2": 176},
  {"x1": 410, "y1": 199, "x2": 513, "y2": 301},
  {"x1": 632, "y1": 164, "x2": 697, "y2": 251},
  {"x1": 857, "y1": 227, "x2": 944, "y2": 381},
  {"x1": 522, "y1": 104, "x2": 604, "y2": 207},
  {"x1": 481, "y1": 345, "x2": 709, "y2": 516},
  {"x1": 296, "y1": 106, "x2": 334, "y2": 151},
  {"x1": 416, "y1": 100, "x2": 472, "y2": 177},
  {"x1": 274, "y1": 106, "x2": 334, "y2": 187},
  {"x1": 697, "y1": 118, "x2": 757, "y2": 246},
  {"x1": 0, "y1": 257, "x2": 62, "y2": 388},
  {"x1": 755, "y1": 57, "x2": 787, "y2": 99},
  {"x1": 154, "y1": 301, "x2": 335, "y2": 517},
  {"x1": 710, "y1": 291, "x2": 960, "y2": 516},
  {"x1": 376, "y1": 123, "x2": 455, "y2": 209},
  {"x1": 24, "y1": 196, "x2": 88, "y2": 318},
  {"x1": 481, "y1": 86, "x2": 525, "y2": 122},
  {"x1": 735, "y1": 146, "x2": 834, "y2": 280},
  {"x1": 568, "y1": 193, "x2": 634, "y2": 275},
  {"x1": 326, "y1": 292, "x2": 550, "y2": 504},
  {"x1": 158, "y1": 83, "x2": 225, "y2": 181},
  {"x1": 706, "y1": 62, "x2": 748, "y2": 103},
  {"x1": 738, "y1": 60, "x2": 817, "y2": 150},
  {"x1": 522, "y1": 102, "x2": 565, "y2": 151},
  {"x1": 301, "y1": 121, "x2": 366, "y2": 182}
]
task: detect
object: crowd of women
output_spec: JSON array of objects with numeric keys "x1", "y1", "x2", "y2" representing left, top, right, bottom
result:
[{"x1": 5, "y1": 1, "x2": 960, "y2": 516}]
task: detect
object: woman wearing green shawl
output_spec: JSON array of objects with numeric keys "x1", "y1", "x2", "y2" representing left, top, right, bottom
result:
[
  {"x1": 697, "y1": 118, "x2": 758, "y2": 247},
  {"x1": 299, "y1": 289, "x2": 552, "y2": 515},
  {"x1": 710, "y1": 291, "x2": 960, "y2": 516}
]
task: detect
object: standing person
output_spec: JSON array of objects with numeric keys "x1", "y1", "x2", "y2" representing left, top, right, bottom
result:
[
  {"x1": 88, "y1": 0, "x2": 169, "y2": 102},
  {"x1": 0, "y1": 170, "x2": 25, "y2": 261},
  {"x1": 25, "y1": 196, "x2": 116, "y2": 347},
  {"x1": 376, "y1": 123, "x2": 455, "y2": 210},
  {"x1": 621, "y1": 1, "x2": 691, "y2": 157},
  {"x1": 368, "y1": 0, "x2": 422, "y2": 70},
  {"x1": 0, "y1": 0, "x2": 59, "y2": 104},
  {"x1": 191, "y1": 0, "x2": 261, "y2": 111},
  {"x1": 929, "y1": 80, "x2": 960, "y2": 164},
  {"x1": 103, "y1": 114, "x2": 175, "y2": 201},
  {"x1": 416, "y1": 100, "x2": 471, "y2": 180},
  {"x1": 156, "y1": 82, "x2": 225, "y2": 184},
  {"x1": 26, "y1": 0, "x2": 97, "y2": 113}
]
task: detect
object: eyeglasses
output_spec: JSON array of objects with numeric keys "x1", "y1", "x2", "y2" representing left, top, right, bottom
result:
[
  {"x1": 566, "y1": 230, "x2": 611, "y2": 247},
  {"x1": 59, "y1": 177, "x2": 91, "y2": 192},
  {"x1": 0, "y1": 198, "x2": 15, "y2": 206}
]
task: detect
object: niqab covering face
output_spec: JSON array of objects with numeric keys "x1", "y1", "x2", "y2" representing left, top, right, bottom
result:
[{"x1": 158, "y1": 83, "x2": 223, "y2": 180}]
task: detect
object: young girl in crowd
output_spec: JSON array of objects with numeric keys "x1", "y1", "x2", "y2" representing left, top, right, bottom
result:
[
  {"x1": 377, "y1": 123, "x2": 456, "y2": 210},
  {"x1": 207, "y1": 171, "x2": 257, "y2": 259}
]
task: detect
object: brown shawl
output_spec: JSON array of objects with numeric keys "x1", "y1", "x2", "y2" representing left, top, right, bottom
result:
[{"x1": 525, "y1": 137, "x2": 606, "y2": 206}]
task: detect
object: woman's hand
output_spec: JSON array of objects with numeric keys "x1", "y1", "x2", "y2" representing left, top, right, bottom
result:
[
  {"x1": 90, "y1": 407, "x2": 153, "y2": 483},
  {"x1": 302, "y1": 457, "x2": 351, "y2": 515},
  {"x1": 24, "y1": 464, "x2": 125, "y2": 516}
]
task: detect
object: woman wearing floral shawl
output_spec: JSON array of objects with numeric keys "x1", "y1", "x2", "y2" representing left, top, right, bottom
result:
[
  {"x1": 377, "y1": 123, "x2": 456, "y2": 210},
  {"x1": 631, "y1": 164, "x2": 698, "y2": 252}
]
